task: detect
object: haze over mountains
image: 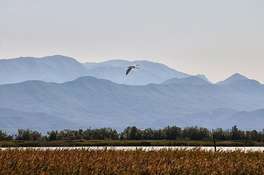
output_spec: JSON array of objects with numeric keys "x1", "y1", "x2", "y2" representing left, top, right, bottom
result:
[
  {"x1": 0, "y1": 55, "x2": 88, "y2": 84},
  {"x1": 84, "y1": 60, "x2": 192, "y2": 85},
  {"x1": 0, "y1": 55, "x2": 191, "y2": 85},
  {"x1": 0, "y1": 55, "x2": 264, "y2": 132}
]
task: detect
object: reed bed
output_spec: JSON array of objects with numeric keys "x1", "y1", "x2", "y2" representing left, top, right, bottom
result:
[{"x1": 0, "y1": 149, "x2": 264, "y2": 175}]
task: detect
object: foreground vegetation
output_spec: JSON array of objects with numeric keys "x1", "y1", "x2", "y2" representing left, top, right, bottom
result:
[
  {"x1": 1, "y1": 125, "x2": 264, "y2": 147},
  {"x1": 1, "y1": 149, "x2": 264, "y2": 174}
]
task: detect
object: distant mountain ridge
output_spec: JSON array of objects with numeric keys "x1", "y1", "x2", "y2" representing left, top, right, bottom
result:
[
  {"x1": 163, "y1": 76, "x2": 211, "y2": 86},
  {"x1": 1, "y1": 75, "x2": 264, "y2": 132},
  {"x1": 84, "y1": 59, "x2": 190, "y2": 85},
  {"x1": 0, "y1": 55, "x2": 192, "y2": 85},
  {"x1": 1, "y1": 55, "x2": 264, "y2": 132},
  {"x1": 0, "y1": 108, "x2": 76, "y2": 133},
  {"x1": 218, "y1": 73, "x2": 251, "y2": 85},
  {"x1": 0, "y1": 55, "x2": 88, "y2": 84},
  {"x1": 1, "y1": 55, "x2": 261, "y2": 86}
]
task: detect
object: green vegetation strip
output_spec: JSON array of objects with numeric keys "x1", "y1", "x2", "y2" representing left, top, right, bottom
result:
[{"x1": 1, "y1": 125, "x2": 264, "y2": 147}]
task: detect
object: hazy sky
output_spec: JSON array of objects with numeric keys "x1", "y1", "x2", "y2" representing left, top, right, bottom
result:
[{"x1": 1, "y1": 0, "x2": 264, "y2": 82}]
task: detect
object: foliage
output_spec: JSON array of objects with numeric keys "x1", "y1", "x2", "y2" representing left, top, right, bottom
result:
[
  {"x1": 0, "y1": 130, "x2": 12, "y2": 141},
  {"x1": 47, "y1": 128, "x2": 119, "y2": 141},
  {"x1": 15, "y1": 129, "x2": 42, "y2": 141},
  {"x1": 1, "y1": 125, "x2": 264, "y2": 143}
]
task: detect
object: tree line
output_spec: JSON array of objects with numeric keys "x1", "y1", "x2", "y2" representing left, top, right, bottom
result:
[{"x1": 0, "y1": 125, "x2": 264, "y2": 142}]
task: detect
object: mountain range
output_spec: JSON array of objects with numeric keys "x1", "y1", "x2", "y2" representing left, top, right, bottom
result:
[
  {"x1": 0, "y1": 55, "x2": 192, "y2": 85},
  {"x1": 0, "y1": 55, "x2": 264, "y2": 132}
]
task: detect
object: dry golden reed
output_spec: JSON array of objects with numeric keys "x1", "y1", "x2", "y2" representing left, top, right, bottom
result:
[{"x1": 0, "y1": 149, "x2": 264, "y2": 175}]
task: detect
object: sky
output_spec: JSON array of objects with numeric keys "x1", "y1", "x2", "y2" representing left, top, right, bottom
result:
[{"x1": 1, "y1": 0, "x2": 264, "y2": 82}]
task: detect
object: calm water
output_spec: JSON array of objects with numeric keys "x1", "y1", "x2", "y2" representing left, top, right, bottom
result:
[{"x1": 1, "y1": 146, "x2": 264, "y2": 152}]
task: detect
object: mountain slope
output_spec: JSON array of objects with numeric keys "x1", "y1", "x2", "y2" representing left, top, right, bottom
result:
[
  {"x1": 1, "y1": 76, "x2": 264, "y2": 130},
  {"x1": 0, "y1": 108, "x2": 76, "y2": 133},
  {"x1": 217, "y1": 73, "x2": 249, "y2": 85},
  {"x1": 183, "y1": 108, "x2": 264, "y2": 130},
  {"x1": 0, "y1": 56, "x2": 193, "y2": 85},
  {"x1": 217, "y1": 73, "x2": 263, "y2": 94},
  {"x1": 0, "y1": 55, "x2": 88, "y2": 84},
  {"x1": 84, "y1": 60, "x2": 190, "y2": 85},
  {"x1": 163, "y1": 76, "x2": 211, "y2": 86},
  {"x1": 229, "y1": 109, "x2": 264, "y2": 130}
]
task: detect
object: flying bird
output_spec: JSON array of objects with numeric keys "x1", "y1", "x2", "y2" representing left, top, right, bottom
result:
[{"x1": 126, "y1": 65, "x2": 139, "y2": 76}]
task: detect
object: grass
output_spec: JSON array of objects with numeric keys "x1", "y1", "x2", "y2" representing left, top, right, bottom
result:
[
  {"x1": 0, "y1": 139, "x2": 262, "y2": 147},
  {"x1": 1, "y1": 149, "x2": 264, "y2": 174}
]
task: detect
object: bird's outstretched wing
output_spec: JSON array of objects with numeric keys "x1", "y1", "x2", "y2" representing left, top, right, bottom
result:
[{"x1": 126, "y1": 67, "x2": 133, "y2": 75}]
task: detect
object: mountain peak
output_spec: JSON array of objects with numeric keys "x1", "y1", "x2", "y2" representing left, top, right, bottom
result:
[
  {"x1": 218, "y1": 73, "x2": 249, "y2": 85},
  {"x1": 228, "y1": 73, "x2": 248, "y2": 80}
]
